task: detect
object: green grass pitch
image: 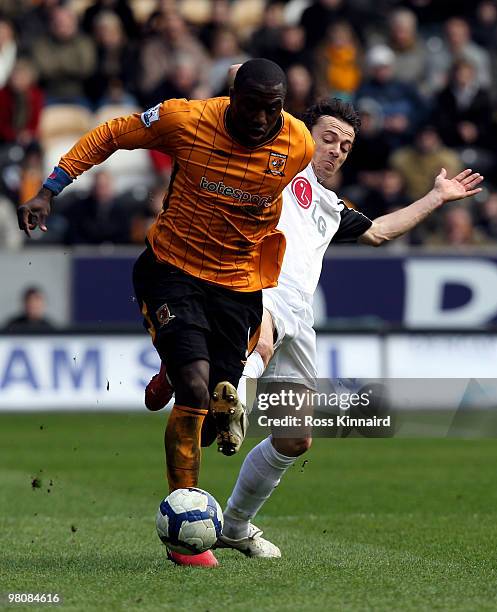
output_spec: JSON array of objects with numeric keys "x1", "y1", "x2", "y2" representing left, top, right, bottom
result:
[{"x1": 1, "y1": 412, "x2": 497, "y2": 611}]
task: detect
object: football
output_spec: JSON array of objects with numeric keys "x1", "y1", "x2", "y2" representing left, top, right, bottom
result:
[{"x1": 156, "y1": 487, "x2": 224, "y2": 555}]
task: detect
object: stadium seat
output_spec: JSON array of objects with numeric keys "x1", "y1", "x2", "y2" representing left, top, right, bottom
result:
[
  {"x1": 41, "y1": 104, "x2": 154, "y2": 195},
  {"x1": 97, "y1": 148, "x2": 154, "y2": 195},
  {"x1": 43, "y1": 138, "x2": 154, "y2": 196},
  {"x1": 130, "y1": 0, "x2": 156, "y2": 23},
  {"x1": 42, "y1": 137, "x2": 92, "y2": 192},
  {"x1": 180, "y1": 0, "x2": 211, "y2": 25},
  {"x1": 39, "y1": 105, "x2": 92, "y2": 143},
  {"x1": 231, "y1": 0, "x2": 265, "y2": 37},
  {"x1": 40, "y1": 106, "x2": 93, "y2": 192},
  {"x1": 70, "y1": 0, "x2": 94, "y2": 17},
  {"x1": 93, "y1": 105, "x2": 140, "y2": 127},
  {"x1": 93, "y1": 106, "x2": 154, "y2": 194}
]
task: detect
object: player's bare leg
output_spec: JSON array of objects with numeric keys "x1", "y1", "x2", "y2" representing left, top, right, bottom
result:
[{"x1": 164, "y1": 359, "x2": 218, "y2": 567}]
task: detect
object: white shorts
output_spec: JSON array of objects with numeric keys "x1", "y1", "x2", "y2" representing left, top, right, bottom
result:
[{"x1": 261, "y1": 281, "x2": 318, "y2": 388}]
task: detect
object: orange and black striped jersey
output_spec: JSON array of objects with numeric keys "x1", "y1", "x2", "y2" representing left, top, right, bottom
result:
[{"x1": 58, "y1": 97, "x2": 314, "y2": 291}]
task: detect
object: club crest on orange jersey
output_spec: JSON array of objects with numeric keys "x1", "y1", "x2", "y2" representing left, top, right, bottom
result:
[
  {"x1": 156, "y1": 303, "x2": 176, "y2": 327},
  {"x1": 266, "y1": 151, "x2": 287, "y2": 176}
]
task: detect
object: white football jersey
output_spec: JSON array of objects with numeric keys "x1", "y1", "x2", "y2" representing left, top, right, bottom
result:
[{"x1": 277, "y1": 163, "x2": 372, "y2": 295}]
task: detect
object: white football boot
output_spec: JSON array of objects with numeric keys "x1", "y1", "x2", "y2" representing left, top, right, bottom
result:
[
  {"x1": 210, "y1": 381, "x2": 248, "y2": 456},
  {"x1": 216, "y1": 523, "x2": 281, "y2": 558}
]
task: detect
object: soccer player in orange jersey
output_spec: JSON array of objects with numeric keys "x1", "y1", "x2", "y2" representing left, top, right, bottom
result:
[{"x1": 17, "y1": 59, "x2": 314, "y2": 567}]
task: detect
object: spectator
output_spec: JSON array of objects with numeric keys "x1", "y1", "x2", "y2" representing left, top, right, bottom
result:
[
  {"x1": 391, "y1": 124, "x2": 462, "y2": 201},
  {"x1": 472, "y1": 2, "x2": 497, "y2": 99},
  {"x1": 208, "y1": 28, "x2": 249, "y2": 96},
  {"x1": 248, "y1": 2, "x2": 284, "y2": 59},
  {"x1": 284, "y1": 64, "x2": 315, "y2": 119},
  {"x1": 0, "y1": 58, "x2": 44, "y2": 145},
  {"x1": 2, "y1": 0, "x2": 497, "y2": 254},
  {"x1": 387, "y1": 8, "x2": 428, "y2": 89},
  {"x1": 343, "y1": 97, "x2": 390, "y2": 189},
  {"x1": 138, "y1": 11, "x2": 210, "y2": 106},
  {"x1": 0, "y1": 17, "x2": 16, "y2": 88},
  {"x1": 82, "y1": 0, "x2": 139, "y2": 41},
  {"x1": 86, "y1": 10, "x2": 138, "y2": 107},
  {"x1": 427, "y1": 205, "x2": 490, "y2": 247},
  {"x1": 433, "y1": 58, "x2": 492, "y2": 150},
  {"x1": 315, "y1": 21, "x2": 362, "y2": 99},
  {"x1": 129, "y1": 182, "x2": 168, "y2": 244},
  {"x1": 362, "y1": 168, "x2": 408, "y2": 219},
  {"x1": 426, "y1": 17, "x2": 492, "y2": 94},
  {"x1": 19, "y1": 142, "x2": 43, "y2": 208},
  {"x1": 0, "y1": 140, "x2": 43, "y2": 208},
  {"x1": 300, "y1": 0, "x2": 361, "y2": 51},
  {"x1": 198, "y1": 0, "x2": 232, "y2": 53},
  {"x1": 17, "y1": 0, "x2": 63, "y2": 53},
  {"x1": 0, "y1": 195, "x2": 23, "y2": 249},
  {"x1": 472, "y1": 1, "x2": 497, "y2": 51},
  {"x1": 31, "y1": 6, "x2": 96, "y2": 105},
  {"x1": 149, "y1": 54, "x2": 203, "y2": 105},
  {"x1": 398, "y1": 0, "x2": 472, "y2": 29},
  {"x1": 476, "y1": 190, "x2": 497, "y2": 240},
  {"x1": 271, "y1": 25, "x2": 310, "y2": 72},
  {"x1": 63, "y1": 171, "x2": 129, "y2": 244},
  {"x1": 355, "y1": 44, "x2": 426, "y2": 149},
  {"x1": 4, "y1": 286, "x2": 55, "y2": 331}
]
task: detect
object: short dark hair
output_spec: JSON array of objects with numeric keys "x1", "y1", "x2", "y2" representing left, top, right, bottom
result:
[
  {"x1": 234, "y1": 58, "x2": 287, "y2": 93},
  {"x1": 302, "y1": 98, "x2": 361, "y2": 135},
  {"x1": 23, "y1": 286, "x2": 43, "y2": 301}
]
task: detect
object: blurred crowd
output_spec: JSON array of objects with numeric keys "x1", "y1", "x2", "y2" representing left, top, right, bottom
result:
[{"x1": 1, "y1": 0, "x2": 497, "y2": 250}]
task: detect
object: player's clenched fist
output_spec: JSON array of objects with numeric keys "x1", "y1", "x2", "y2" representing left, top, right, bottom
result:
[{"x1": 17, "y1": 187, "x2": 53, "y2": 237}]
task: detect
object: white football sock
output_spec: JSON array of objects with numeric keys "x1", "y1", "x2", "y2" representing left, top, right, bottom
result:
[
  {"x1": 237, "y1": 350, "x2": 265, "y2": 406},
  {"x1": 243, "y1": 350, "x2": 265, "y2": 379},
  {"x1": 223, "y1": 436, "x2": 296, "y2": 539}
]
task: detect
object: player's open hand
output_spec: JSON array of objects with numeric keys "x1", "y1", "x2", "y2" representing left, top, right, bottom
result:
[
  {"x1": 17, "y1": 188, "x2": 53, "y2": 237},
  {"x1": 434, "y1": 168, "x2": 484, "y2": 204}
]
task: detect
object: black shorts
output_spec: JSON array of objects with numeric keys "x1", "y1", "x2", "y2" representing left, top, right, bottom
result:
[{"x1": 132, "y1": 247, "x2": 262, "y2": 391}]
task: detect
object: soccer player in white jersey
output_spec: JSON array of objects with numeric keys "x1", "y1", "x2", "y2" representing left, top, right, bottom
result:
[
  {"x1": 143, "y1": 94, "x2": 483, "y2": 559},
  {"x1": 215, "y1": 97, "x2": 483, "y2": 558}
]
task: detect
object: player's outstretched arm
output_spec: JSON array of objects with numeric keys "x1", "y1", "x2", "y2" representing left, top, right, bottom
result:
[
  {"x1": 17, "y1": 116, "x2": 135, "y2": 237},
  {"x1": 17, "y1": 101, "x2": 182, "y2": 237},
  {"x1": 359, "y1": 168, "x2": 484, "y2": 246}
]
